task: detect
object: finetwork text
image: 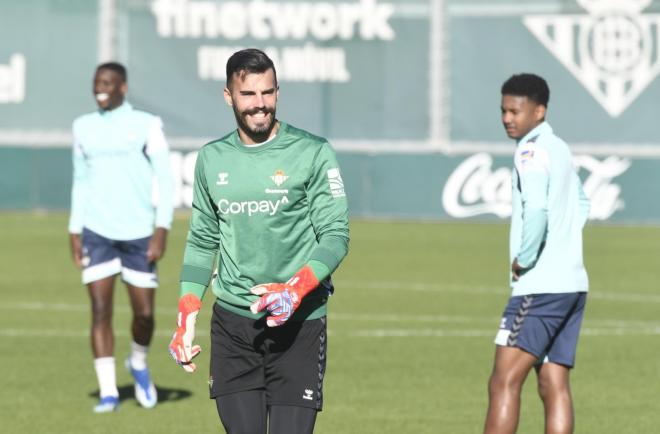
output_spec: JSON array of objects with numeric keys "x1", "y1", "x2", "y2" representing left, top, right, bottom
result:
[{"x1": 151, "y1": 0, "x2": 395, "y2": 40}]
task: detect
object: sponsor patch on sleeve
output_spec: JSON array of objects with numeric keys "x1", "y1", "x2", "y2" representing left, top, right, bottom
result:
[
  {"x1": 326, "y1": 168, "x2": 346, "y2": 198},
  {"x1": 520, "y1": 149, "x2": 535, "y2": 164},
  {"x1": 516, "y1": 145, "x2": 550, "y2": 175}
]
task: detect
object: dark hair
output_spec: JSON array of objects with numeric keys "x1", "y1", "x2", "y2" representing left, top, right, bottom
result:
[
  {"x1": 501, "y1": 73, "x2": 549, "y2": 107},
  {"x1": 97, "y1": 62, "x2": 127, "y2": 83},
  {"x1": 226, "y1": 48, "x2": 277, "y2": 87}
]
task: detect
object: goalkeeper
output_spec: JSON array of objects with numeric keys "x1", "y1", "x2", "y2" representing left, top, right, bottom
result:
[{"x1": 169, "y1": 48, "x2": 349, "y2": 434}]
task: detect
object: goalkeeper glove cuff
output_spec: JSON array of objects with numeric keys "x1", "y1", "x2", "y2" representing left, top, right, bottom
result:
[
  {"x1": 168, "y1": 293, "x2": 202, "y2": 373},
  {"x1": 249, "y1": 265, "x2": 320, "y2": 327}
]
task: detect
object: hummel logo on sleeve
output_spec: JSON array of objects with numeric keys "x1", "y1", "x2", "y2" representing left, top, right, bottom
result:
[{"x1": 327, "y1": 168, "x2": 346, "y2": 198}]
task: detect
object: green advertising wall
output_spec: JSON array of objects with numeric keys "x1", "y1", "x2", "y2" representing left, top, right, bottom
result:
[
  {"x1": 0, "y1": 0, "x2": 98, "y2": 129},
  {"x1": 2, "y1": 147, "x2": 658, "y2": 224},
  {"x1": 447, "y1": 0, "x2": 660, "y2": 146},
  {"x1": 1, "y1": 0, "x2": 660, "y2": 223},
  {"x1": 120, "y1": 0, "x2": 431, "y2": 139}
]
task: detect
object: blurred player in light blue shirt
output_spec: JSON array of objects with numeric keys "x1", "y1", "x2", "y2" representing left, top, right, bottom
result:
[
  {"x1": 68, "y1": 62, "x2": 173, "y2": 413},
  {"x1": 69, "y1": 104, "x2": 173, "y2": 240},
  {"x1": 484, "y1": 74, "x2": 589, "y2": 434},
  {"x1": 509, "y1": 122, "x2": 589, "y2": 295}
]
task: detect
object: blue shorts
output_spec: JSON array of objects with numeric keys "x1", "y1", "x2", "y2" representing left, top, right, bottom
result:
[
  {"x1": 494, "y1": 292, "x2": 587, "y2": 368},
  {"x1": 80, "y1": 228, "x2": 158, "y2": 288}
]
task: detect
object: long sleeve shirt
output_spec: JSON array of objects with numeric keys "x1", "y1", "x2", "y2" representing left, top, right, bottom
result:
[
  {"x1": 180, "y1": 122, "x2": 350, "y2": 320},
  {"x1": 68, "y1": 102, "x2": 174, "y2": 240},
  {"x1": 510, "y1": 121, "x2": 589, "y2": 295}
]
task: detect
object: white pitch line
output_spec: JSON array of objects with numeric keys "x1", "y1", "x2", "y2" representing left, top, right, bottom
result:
[
  {"x1": 348, "y1": 329, "x2": 494, "y2": 338},
  {"x1": 587, "y1": 292, "x2": 660, "y2": 303},
  {"x1": 4, "y1": 300, "x2": 660, "y2": 331},
  {"x1": 337, "y1": 281, "x2": 660, "y2": 303},
  {"x1": 585, "y1": 318, "x2": 660, "y2": 328},
  {"x1": 345, "y1": 326, "x2": 660, "y2": 338},
  {"x1": 5, "y1": 302, "x2": 89, "y2": 312},
  {"x1": 0, "y1": 301, "x2": 179, "y2": 317},
  {"x1": 330, "y1": 313, "x2": 660, "y2": 329},
  {"x1": 0, "y1": 328, "x2": 210, "y2": 338},
  {"x1": 343, "y1": 327, "x2": 660, "y2": 338},
  {"x1": 329, "y1": 312, "x2": 485, "y2": 324},
  {"x1": 2, "y1": 326, "x2": 660, "y2": 339},
  {"x1": 581, "y1": 327, "x2": 660, "y2": 337},
  {"x1": 340, "y1": 280, "x2": 503, "y2": 294}
]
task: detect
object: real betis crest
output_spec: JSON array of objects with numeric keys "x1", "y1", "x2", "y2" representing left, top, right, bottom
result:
[
  {"x1": 270, "y1": 170, "x2": 289, "y2": 187},
  {"x1": 523, "y1": 0, "x2": 660, "y2": 117}
]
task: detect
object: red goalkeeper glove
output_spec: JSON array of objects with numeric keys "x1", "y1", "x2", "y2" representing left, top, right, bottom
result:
[
  {"x1": 168, "y1": 294, "x2": 202, "y2": 373},
  {"x1": 250, "y1": 266, "x2": 320, "y2": 327}
]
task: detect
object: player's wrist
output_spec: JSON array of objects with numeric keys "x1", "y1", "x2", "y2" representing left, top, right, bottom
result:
[
  {"x1": 514, "y1": 257, "x2": 533, "y2": 270},
  {"x1": 287, "y1": 265, "x2": 320, "y2": 300},
  {"x1": 178, "y1": 293, "x2": 202, "y2": 319},
  {"x1": 153, "y1": 226, "x2": 168, "y2": 237}
]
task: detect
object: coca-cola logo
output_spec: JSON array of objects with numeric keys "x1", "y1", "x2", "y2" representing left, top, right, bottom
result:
[
  {"x1": 442, "y1": 153, "x2": 630, "y2": 220},
  {"x1": 573, "y1": 155, "x2": 631, "y2": 220},
  {"x1": 442, "y1": 153, "x2": 511, "y2": 218}
]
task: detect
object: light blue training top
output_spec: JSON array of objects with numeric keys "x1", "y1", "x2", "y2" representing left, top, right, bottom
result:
[
  {"x1": 509, "y1": 121, "x2": 590, "y2": 295},
  {"x1": 68, "y1": 102, "x2": 174, "y2": 240}
]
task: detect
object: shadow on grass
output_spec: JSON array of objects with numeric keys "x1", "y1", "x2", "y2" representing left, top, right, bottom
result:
[{"x1": 89, "y1": 385, "x2": 193, "y2": 405}]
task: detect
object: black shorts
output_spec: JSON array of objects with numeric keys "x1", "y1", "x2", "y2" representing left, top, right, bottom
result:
[{"x1": 209, "y1": 303, "x2": 327, "y2": 411}]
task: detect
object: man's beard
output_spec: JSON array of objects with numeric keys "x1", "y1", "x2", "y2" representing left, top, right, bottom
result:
[{"x1": 233, "y1": 106, "x2": 277, "y2": 142}]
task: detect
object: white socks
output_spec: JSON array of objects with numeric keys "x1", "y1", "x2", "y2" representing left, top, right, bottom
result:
[
  {"x1": 94, "y1": 357, "x2": 119, "y2": 398},
  {"x1": 94, "y1": 342, "x2": 149, "y2": 398},
  {"x1": 129, "y1": 341, "x2": 149, "y2": 370}
]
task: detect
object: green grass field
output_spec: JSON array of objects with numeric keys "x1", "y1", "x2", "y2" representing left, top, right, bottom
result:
[{"x1": 1, "y1": 212, "x2": 659, "y2": 433}]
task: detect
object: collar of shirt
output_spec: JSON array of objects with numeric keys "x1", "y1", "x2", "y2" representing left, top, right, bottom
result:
[
  {"x1": 517, "y1": 121, "x2": 552, "y2": 146},
  {"x1": 231, "y1": 122, "x2": 288, "y2": 153},
  {"x1": 99, "y1": 101, "x2": 132, "y2": 119}
]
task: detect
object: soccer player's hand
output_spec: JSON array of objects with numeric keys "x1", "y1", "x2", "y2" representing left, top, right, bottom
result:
[
  {"x1": 511, "y1": 258, "x2": 528, "y2": 281},
  {"x1": 147, "y1": 227, "x2": 168, "y2": 263},
  {"x1": 169, "y1": 294, "x2": 202, "y2": 373},
  {"x1": 250, "y1": 265, "x2": 319, "y2": 327}
]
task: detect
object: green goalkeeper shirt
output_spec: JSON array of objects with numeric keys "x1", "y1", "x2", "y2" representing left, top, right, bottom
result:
[{"x1": 180, "y1": 122, "x2": 350, "y2": 320}]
